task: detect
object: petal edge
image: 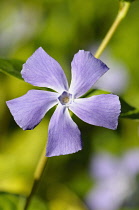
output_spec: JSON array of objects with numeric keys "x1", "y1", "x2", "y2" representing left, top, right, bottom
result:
[
  {"x1": 46, "y1": 105, "x2": 82, "y2": 157},
  {"x1": 21, "y1": 47, "x2": 69, "y2": 92},
  {"x1": 69, "y1": 50, "x2": 109, "y2": 98},
  {"x1": 69, "y1": 94, "x2": 121, "y2": 130},
  {"x1": 6, "y1": 90, "x2": 58, "y2": 130}
]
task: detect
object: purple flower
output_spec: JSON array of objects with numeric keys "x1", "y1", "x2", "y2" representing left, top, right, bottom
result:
[
  {"x1": 6, "y1": 47, "x2": 121, "y2": 157},
  {"x1": 121, "y1": 149, "x2": 139, "y2": 176},
  {"x1": 86, "y1": 150, "x2": 139, "y2": 210}
]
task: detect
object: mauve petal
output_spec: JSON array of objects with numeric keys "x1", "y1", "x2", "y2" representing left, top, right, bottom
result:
[
  {"x1": 92, "y1": 153, "x2": 119, "y2": 180},
  {"x1": 69, "y1": 94, "x2": 121, "y2": 130},
  {"x1": 21, "y1": 47, "x2": 68, "y2": 92},
  {"x1": 6, "y1": 90, "x2": 58, "y2": 130},
  {"x1": 46, "y1": 104, "x2": 82, "y2": 157},
  {"x1": 121, "y1": 149, "x2": 139, "y2": 176},
  {"x1": 69, "y1": 50, "x2": 109, "y2": 98}
]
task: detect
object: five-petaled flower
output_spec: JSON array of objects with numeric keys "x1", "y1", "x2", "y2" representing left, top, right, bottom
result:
[{"x1": 6, "y1": 47, "x2": 121, "y2": 157}]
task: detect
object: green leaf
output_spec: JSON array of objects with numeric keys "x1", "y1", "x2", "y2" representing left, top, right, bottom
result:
[
  {"x1": 120, "y1": 98, "x2": 135, "y2": 114},
  {"x1": 0, "y1": 58, "x2": 24, "y2": 80},
  {"x1": 82, "y1": 89, "x2": 110, "y2": 98},
  {"x1": 120, "y1": 108, "x2": 139, "y2": 119},
  {"x1": 120, "y1": 98, "x2": 139, "y2": 119}
]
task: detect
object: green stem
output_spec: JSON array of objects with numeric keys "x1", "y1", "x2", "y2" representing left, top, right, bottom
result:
[
  {"x1": 24, "y1": 148, "x2": 48, "y2": 210},
  {"x1": 95, "y1": 1, "x2": 130, "y2": 59}
]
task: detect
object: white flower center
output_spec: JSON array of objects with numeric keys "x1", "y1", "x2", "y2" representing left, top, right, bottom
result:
[{"x1": 58, "y1": 91, "x2": 72, "y2": 106}]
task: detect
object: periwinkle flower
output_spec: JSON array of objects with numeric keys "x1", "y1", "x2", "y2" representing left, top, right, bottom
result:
[
  {"x1": 86, "y1": 150, "x2": 139, "y2": 210},
  {"x1": 6, "y1": 47, "x2": 120, "y2": 157},
  {"x1": 121, "y1": 149, "x2": 139, "y2": 176}
]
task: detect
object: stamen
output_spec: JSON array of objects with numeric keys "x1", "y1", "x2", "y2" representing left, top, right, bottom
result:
[{"x1": 62, "y1": 97, "x2": 69, "y2": 104}]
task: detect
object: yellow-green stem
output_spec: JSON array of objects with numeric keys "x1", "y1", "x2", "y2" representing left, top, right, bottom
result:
[
  {"x1": 95, "y1": 1, "x2": 130, "y2": 59},
  {"x1": 24, "y1": 148, "x2": 48, "y2": 210}
]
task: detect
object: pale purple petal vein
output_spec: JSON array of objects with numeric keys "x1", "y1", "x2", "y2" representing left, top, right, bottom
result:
[
  {"x1": 46, "y1": 104, "x2": 82, "y2": 157},
  {"x1": 69, "y1": 94, "x2": 121, "y2": 130},
  {"x1": 69, "y1": 50, "x2": 109, "y2": 98},
  {"x1": 6, "y1": 90, "x2": 58, "y2": 130},
  {"x1": 21, "y1": 47, "x2": 69, "y2": 92}
]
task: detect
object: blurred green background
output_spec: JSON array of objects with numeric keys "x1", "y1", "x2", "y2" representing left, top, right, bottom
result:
[{"x1": 0, "y1": 0, "x2": 139, "y2": 209}]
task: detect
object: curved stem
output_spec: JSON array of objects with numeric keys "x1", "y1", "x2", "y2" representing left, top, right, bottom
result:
[
  {"x1": 24, "y1": 148, "x2": 48, "y2": 210},
  {"x1": 95, "y1": 1, "x2": 130, "y2": 59}
]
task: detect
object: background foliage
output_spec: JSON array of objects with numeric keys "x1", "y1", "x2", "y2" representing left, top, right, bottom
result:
[{"x1": 0, "y1": 0, "x2": 139, "y2": 209}]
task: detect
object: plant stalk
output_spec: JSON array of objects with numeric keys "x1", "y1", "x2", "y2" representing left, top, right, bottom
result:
[
  {"x1": 24, "y1": 148, "x2": 48, "y2": 210},
  {"x1": 95, "y1": 1, "x2": 130, "y2": 59}
]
